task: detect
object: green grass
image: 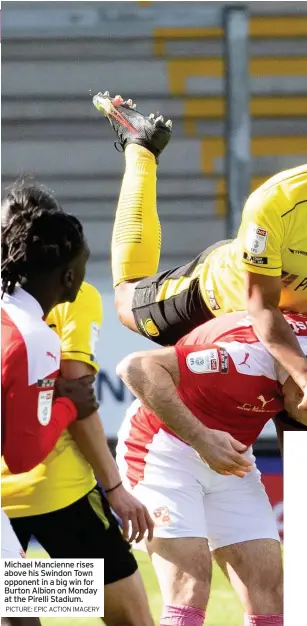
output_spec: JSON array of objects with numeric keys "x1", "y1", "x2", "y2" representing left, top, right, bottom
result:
[{"x1": 28, "y1": 544, "x2": 243, "y2": 626}]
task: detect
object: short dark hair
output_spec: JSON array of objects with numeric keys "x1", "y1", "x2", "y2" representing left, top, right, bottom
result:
[{"x1": 2, "y1": 181, "x2": 86, "y2": 296}]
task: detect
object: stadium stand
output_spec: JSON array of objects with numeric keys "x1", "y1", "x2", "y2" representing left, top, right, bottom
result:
[{"x1": 2, "y1": 1, "x2": 307, "y2": 268}]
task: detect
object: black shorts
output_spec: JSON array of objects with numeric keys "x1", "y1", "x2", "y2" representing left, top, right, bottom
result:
[
  {"x1": 132, "y1": 239, "x2": 232, "y2": 346},
  {"x1": 10, "y1": 485, "x2": 137, "y2": 585}
]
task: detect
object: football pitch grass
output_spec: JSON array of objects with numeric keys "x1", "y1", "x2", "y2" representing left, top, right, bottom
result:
[{"x1": 30, "y1": 545, "x2": 243, "y2": 626}]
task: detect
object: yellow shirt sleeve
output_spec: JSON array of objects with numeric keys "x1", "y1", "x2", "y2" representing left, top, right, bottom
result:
[
  {"x1": 47, "y1": 282, "x2": 103, "y2": 372},
  {"x1": 237, "y1": 185, "x2": 284, "y2": 277}
]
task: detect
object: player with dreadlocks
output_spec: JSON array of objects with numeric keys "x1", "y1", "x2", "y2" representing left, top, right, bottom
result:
[
  {"x1": 1, "y1": 180, "x2": 154, "y2": 626},
  {"x1": 1, "y1": 184, "x2": 98, "y2": 626},
  {"x1": 1, "y1": 183, "x2": 97, "y2": 471}
]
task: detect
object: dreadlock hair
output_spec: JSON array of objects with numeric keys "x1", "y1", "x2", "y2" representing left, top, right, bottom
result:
[{"x1": 2, "y1": 180, "x2": 86, "y2": 297}]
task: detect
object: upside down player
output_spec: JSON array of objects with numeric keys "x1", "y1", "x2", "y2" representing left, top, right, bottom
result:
[
  {"x1": 1, "y1": 196, "x2": 99, "y2": 626},
  {"x1": 116, "y1": 311, "x2": 307, "y2": 626},
  {"x1": 1, "y1": 181, "x2": 155, "y2": 626},
  {"x1": 93, "y1": 93, "x2": 307, "y2": 419}
]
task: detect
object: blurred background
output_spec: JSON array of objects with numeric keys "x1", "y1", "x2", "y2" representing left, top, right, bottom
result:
[{"x1": 2, "y1": 0, "x2": 307, "y2": 558}]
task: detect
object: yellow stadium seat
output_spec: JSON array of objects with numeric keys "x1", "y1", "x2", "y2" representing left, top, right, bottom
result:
[
  {"x1": 151, "y1": 14, "x2": 307, "y2": 219},
  {"x1": 167, "y1": 58, "x2": 307, "y2": 95},
  {"x1": 153, "y1": 17, "x2": 307, "y2": 55},
  {"x1": 201, "y1": 135, "x2": 307, "y2": 175},
  {"x1": 184, "y1": 97, "x2": 307, "y2": 121}
]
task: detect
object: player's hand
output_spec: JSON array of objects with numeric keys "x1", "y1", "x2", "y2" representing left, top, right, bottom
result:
[
  {"x1": 55, "y1": 375, "x2": 99, "y2": 420},
  {"x1": 106, "y1": 484, "x2": 154, "y2": 543},
  {"x1": 196, "y1": 429, "x2": 253, "y2": 478}
]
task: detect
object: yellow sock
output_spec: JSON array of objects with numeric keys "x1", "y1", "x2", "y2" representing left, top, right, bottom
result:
[{"x1": 111, "y1": 144, "x2": 161, "y2": 286}]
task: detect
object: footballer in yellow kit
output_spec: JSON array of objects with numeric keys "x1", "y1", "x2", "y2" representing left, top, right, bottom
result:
[
  {"x1": 114, "y1": 159, "x2": 307, "y2": 346},
  {"x1": 93, "y1": 92, "x2": 307, "y2": 409},
  {"x1": 201, "y1": 164, "x2": 307, "y2": 316}
]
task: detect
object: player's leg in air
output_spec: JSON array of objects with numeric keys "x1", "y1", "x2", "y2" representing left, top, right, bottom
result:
[
  {"x1": 93, "y1": 92, "x2": 230, "y2": 346},
  {"x1": 94, "y1": 94, "x2": 307, "y2": 412}
]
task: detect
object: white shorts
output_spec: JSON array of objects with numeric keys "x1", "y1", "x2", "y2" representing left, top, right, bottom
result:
[
  {"x1": 1, "y1": 509, "x2": 25, "y2": 558},
  {"x1": 117, "y1": 402, "x2": 280, "y2": 551}
]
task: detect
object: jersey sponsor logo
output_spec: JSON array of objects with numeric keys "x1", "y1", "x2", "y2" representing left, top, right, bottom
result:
[
  {"x1": 37, "y1": 390, "x2": 53, "y2": 425},
  {"x1": 246, "y1": 223, "x2": 268, "y2": 255},
  {"x1": 237, "y1": 395, "x2": 275, "y2": 413},
  {"x1": 281, "y1": 272, "x2": 307, "y2": 291},
  {"x1": 220, "y1": 347, "x2": 229, "y2": 373},
  {"x1": 294, "y1": 277, "x2": 307, "y2": 291},
  {"x1": 288, "y1": 319, "x2": 307, "y2": 334},
  {"x1": 288, "y1": 248, "x2": 307, "y2": 257},
  {"x1": 238, "y1": 352, "x2": 251, "y2": 368},
  {"x1": 186, "y1": 348, "x2": 219, "y2": 374},
  {"x1": 243, "y1": 252, "x2": 268, "y2": 265},
  {"x1": 281, "y1": 271, "x2": 299, "y2": 288},
  {"x1": 37, "y1": 378, "x2": 55, "y2": 389},
  {"x1": 206, "y1": 289, "x2": 221, "y2": 311},
  {"x1": 142, "y1": 317, "x2": 160, "y2": 337},
  {"x1": 153, "y1": 506, "x2": 171, "y2": 527}
]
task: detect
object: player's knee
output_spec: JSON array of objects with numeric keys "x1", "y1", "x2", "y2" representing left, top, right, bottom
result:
[
  {"x1": 259, "y1": 572, "x2": 283, "y2": 602},
  {"x1": 247, "y1": 557, "x2": 282, "y2": 591},
  {"x1": 248, "y1": 567, "x2": 283, "y2": 613},
  {"x1": 166, "y1": 558, "x2": 211, "y2": 607},
  {"x1": 169, "y1": 573, "x2": 210, "y2": 607},
  {"x1": 151, "y1": 538, "x2": 211, "y2": 607}
]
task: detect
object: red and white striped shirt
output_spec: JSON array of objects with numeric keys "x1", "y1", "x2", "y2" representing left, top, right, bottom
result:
[{"x1": 1, "y1": 287, "x2": 77, "y2": 473}]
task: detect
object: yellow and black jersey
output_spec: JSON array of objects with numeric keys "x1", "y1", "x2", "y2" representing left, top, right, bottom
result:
[
  {"x1": 47, "y1": 281, "x2": 102, "y2": 372},
  {"x1": 203, "y1": 164, "x2": 307, "y2": 315},
  {"x1": 131, "y1": 164, "x2": 307, "y2": 346}
]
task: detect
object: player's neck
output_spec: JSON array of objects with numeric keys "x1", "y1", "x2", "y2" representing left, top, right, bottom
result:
[{"x1": 21, "y1": 277, "x2": 58, "y2": 317}]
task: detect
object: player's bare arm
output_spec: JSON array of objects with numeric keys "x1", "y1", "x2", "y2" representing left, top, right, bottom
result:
[
  {"x1": 117, "y1": 348, "x2": 252, "y2": 478},
  {"x1": 62, "y1": 359, "x2": 154, "y2": 543},
  {"x1": 246, "y1": 272, "x2": 307, "y2": 409}
]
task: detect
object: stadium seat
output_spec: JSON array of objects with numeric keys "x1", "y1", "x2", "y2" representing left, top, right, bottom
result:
[{"x1": 2, "y1": 3, "x2": 307, "y2": 264}]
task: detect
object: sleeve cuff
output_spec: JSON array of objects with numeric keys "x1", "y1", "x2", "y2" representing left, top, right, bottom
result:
[
  {"x1": 61, "y1": 351, "x2": 100, "y2": 373},
  {"x1": 242, "y1": 262, "x2": 282, "y2": 277}
]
